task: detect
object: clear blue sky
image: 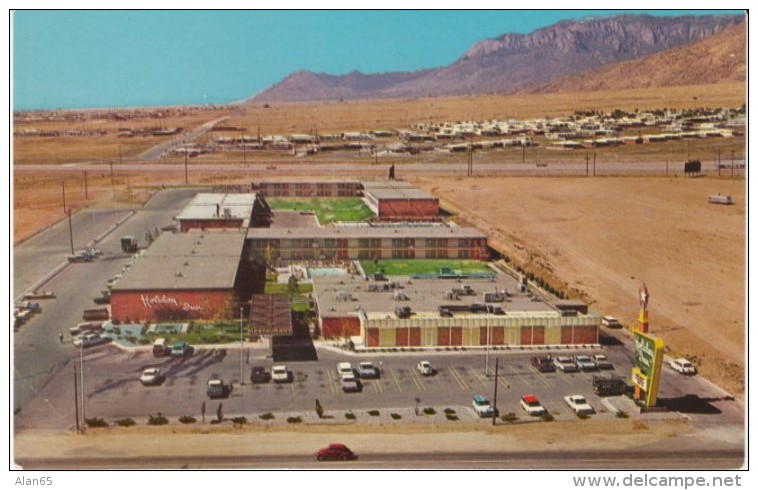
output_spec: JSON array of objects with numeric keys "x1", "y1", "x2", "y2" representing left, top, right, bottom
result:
[{"x1": 12, "y1": 10, "x2": 743, "y2": 110}]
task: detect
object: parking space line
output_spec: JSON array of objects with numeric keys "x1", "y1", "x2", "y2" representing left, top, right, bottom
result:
[
  {"x1": 408, "y1": 369, "x2": 426, "y2": 392},
  {"x1": 370, "y1": 379, "x2": 382, "y2": 394},
  {"x1": 471, "y1": 369, "x2": 490, "y2": 389},
  {"x1": 506, "y1": 365, "x2": 530, "y2": 386},
  {"x1": 389, "y1": 369, "x2": 403, "y2": 393},
  {"x1": 326, "y1": 369, "x2": 337, "y2": 396},
  {"x1": 533, "y1": 370, "x2": 555, "y2": 388},
  {"x1": 447, "y1": 367, "x2": 468, "y2": 391}
]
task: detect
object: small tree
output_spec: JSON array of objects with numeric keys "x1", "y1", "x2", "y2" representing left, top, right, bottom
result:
[
  {"x1": 315, "y1": 399, "x2": 324, "y2": 419},
  {"x1": 287, "y1": 274, "x2": 299, "y2": 298},
  {"x1": 263, "y1": 245, "x2": 276, "y2": 272}
]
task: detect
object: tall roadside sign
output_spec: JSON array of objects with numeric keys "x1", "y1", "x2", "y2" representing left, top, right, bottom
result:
[{"x1": 630, "y1": 283, "x2": 665, "y2": 407}]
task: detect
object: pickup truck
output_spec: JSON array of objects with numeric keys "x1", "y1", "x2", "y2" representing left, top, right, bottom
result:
[
  {"x1": 601, "y1": 316, "x2": 622, "y2": 328},
  {"x1": 564, "y1": 395, "x2": 594, "y2": 415},
  {"x1": 250, "y1": 366, "x2": 270, "y2": 384},
  {"x1": 669, "y1": 358, "x2": 697, "y2": 375},
  {"x1": 574, "y1": 355, "x2": 597, "y2": 371},
  {"x1": 592, "y1": 375, "x2": 629, "y2": 396},
  {"x1": 592, "y1": 354, "x2": 614, "y2": 370},
  {"x1": 553, "y1": 356, "x2": 578, "y2": 373},
  {"x1": 340, "y1": 378, "x2": 362, "y2": 393},
  {"x1": 531, "y1": 356, "x2": 556, "y2": 373},
  {"x1": 357, "y1": 362, "x2": 379, "y2": 379},
  {"x1": 206, "y1": 379, "x2": 232, "y2": 398},
  {"x1": 72, "y1": 333, "x2": 110, "y2": 348},
  {"x1": 337, "y1": 362, "x2": 355, "y2": 381}
]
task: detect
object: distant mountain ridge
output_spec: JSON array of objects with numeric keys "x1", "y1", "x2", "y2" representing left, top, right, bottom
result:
[{"x1": 250, "y1": 14, "x2": 743, "y2": 103}]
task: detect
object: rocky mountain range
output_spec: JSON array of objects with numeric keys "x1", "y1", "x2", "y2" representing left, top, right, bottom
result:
[{"x1": 250, "y1": 14, "x2": 743, "y2": 103}]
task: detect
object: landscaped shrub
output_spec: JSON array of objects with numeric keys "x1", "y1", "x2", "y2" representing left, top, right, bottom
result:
[
  {"x1": 231, "y1": 416, "x2": 248, "y2": 425},
  {"x1": 540, "y1": 412, "x2": 554, "y2": 422},
  {"x1": 422, "y1": 407, "x2": 436, "y2": 415},
  {"x1": 445, "y1": 413, "x2": 459, "y2": 421},
  {"x1": 148, "y1": 413, "x2": 169, "y2": 426},
  {"x1": 616, "y1": 410, "x2": 629, "y2": 419},
  {"x1": 390, "y1": 413, "x2": 402, "y2": 420},
  {"x1": 344, "y1": 412, "x2": 356, "y2": 420},
  {"x1": 443, "y1": 408, "x2": 456, "y2": 414},
  {"x1": 367, "y1": 410, "x2": 380, "y2": 417},
  {"x1": 259, "y1": 413, "x2": 275, "y2": 420},
  {"x1": 85, "y1": 417, "x2": 108, "y2": 428},
  {"x1": 115, "y1": 418, "x2": 136, "y2": 427},
  {"x1": 178, "y1": 415, "x2": 196, "y2": 424},
  {"x1": 500, "y1": 412, "x2": 518, "y2": 424},
  {"x1": 286, "y1": 416, "x2": 302, "y2": 424}
]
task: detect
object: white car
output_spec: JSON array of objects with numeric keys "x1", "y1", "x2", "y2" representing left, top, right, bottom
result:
[
  {"x1": 140, "y1": 368, "x2": 164, "y2": 386},
  {"x1": 417, "y1": 361, "x2": 433, "y2": 376},
  {"x1": 670, "y1": 358, "x2": 697, "y2": 375},
  {"x1": 553, "y1": 356, "x2": 578, "y2": 372},
  {"x1": 272, "y1": 365, "x2": 291, "y2": 383},
  {"x1": 601, "y1": 316, "x2": 621, "y2": 328},
  {"x1": 564, "y1": 395, "x2": 594, "y2": 415},
  {"x1": 520, "y1": 395, "x2": 546, "y2": 416},
  {"x1": 337, "y1": 362, "x2": 355, "y2": 381},
  {"x1": 592, "y1": 354, "x2": 614, "y2": 370},
  {"x1": 72, "y1": 333, "x2": 110, "y2": 348},
  {"x1": 472, "y1": 395, "x2": 495, "y2": 417}
]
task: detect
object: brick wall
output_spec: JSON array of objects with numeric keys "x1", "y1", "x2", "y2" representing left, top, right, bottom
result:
[
  {"x1": 321, "y1": 316, "x2": 361, "y2": 338},
  {"x1": 111, "y1": 290, "x2": 234, "y2": 322}
]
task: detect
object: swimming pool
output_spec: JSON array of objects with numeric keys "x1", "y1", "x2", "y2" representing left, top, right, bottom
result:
[{"x1": 307, "y1": 267, "x2": 346, "y2": 278}]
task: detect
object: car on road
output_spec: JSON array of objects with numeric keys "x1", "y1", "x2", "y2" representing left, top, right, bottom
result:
[
  {"x1": 670, "y1": 358, "x2": 697, "y2": 375},
  {"x1": 417, "y1": 361, "x2": 433, "y2": 376},
  {"x1": 574, "y1": 355, "x2": 598, "y2": 371},
  {"x1": 601, "y1": 316, "x2": 622, "y2": 328},
  {"x1": 72, "y1": 333, "x2": 110, "y2": 348},
  {"x1": 140, "y1": 368, "x2": 165, "y2": 386},
  {"x1": 206, "y1": 379, "x2": 232, "y2": 398},
  {"x1": 170, "y1": 342, "x2": 192, "y2": 357},
  {"x1": 564, "y1": 395, "x2": 594, "y2": 415},
  {"x1": 68, "y1": 250, "x2": 96, "y2": 263},
  {"x1": 314, "y1": 443, "x2": 357, "y2": 461},
  {"x1": 357, "y1": 361, "x2": 380, "y2": 379},
  {"x1": 272, "y1": 365, "x2": 292, "y2": 383},
  {"x1": 472, "y1": 395, "x2": 495, "y2": 417},
  {"x1": 92, "y1": 291, "x2": 111, "y2": 305},
  {"x1": 531, "y1": 356, "x2": 556, "y2": 373},
  {"x1": 592, "y1": 354, "x2": 614, "y2": 370},
  {"x1": 553, "y1": 356, "x2": 578, "y2": 372},
  {"x1": 69, "y1": 322, "x2": 103, "y2": 337},
  {"x1": 520, "y1": 395, "x2": 546, "y2": 416},
  {"x1": 250, "y1": 366, "x2": 270, "y2": 384}
]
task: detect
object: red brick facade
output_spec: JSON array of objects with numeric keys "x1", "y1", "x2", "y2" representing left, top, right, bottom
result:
[
  {"x1": 377, "y1": 199, "x2": 439, "y2": 221},
  {"x1": 321, "y1": 316, "x2": 361, "y2": 338},
  {"x1": 179, "y1": 218, "x2": 244, "y2": 232},
  {"x1": 111, "y1": 290, "x2": 234, "y2": 323}
]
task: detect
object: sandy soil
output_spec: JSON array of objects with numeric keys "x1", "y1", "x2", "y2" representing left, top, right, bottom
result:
[{"x1": 416, "y1": 176, "x2": 745, "y2": 396}]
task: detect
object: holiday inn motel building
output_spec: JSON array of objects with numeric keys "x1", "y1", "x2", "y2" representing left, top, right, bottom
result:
[
  {"x1": 312, "y1": 274, "x2": 599, "y2": 349},
  {"x1": 246, "y1": 226, "x2": 488, "y2": 262}
]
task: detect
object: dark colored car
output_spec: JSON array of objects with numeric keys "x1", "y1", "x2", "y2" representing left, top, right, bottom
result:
[
  {"x1": 314, "y1": 444, "x2": 357, "y2": 461},
  {"x1": 531, "y1": 356, "x2": 556, "y2": 373},
  {"x1": 250, "y1": 366, "x2": 270, "y2": 384}
]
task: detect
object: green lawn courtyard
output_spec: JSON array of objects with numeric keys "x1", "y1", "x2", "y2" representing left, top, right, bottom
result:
[
  {"x1": 267, "y1": 198, "x2": 374, "y2": 225},
  {"x1": 360, "y1": 259, "x2": 493, "y2": 277}
]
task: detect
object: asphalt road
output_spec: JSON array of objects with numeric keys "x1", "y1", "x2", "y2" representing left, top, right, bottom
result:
[
  {"x1": 138, "y1": 116, "x2": 229, "y2": 160},
  {"x1": 13, "y1": 189, "x2": 198, "y2": 412},
  {"x1": 16, "y1": 448, "x2": 744, "y2": 470}
]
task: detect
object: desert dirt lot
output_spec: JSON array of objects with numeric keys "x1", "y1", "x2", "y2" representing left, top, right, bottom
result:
[{"x1": 415, "y1": 175, "x2": 745, "y2": 396}]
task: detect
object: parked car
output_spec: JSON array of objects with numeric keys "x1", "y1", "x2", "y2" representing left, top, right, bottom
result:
[
  {"x1": 93, "y1": 291, "x2": 111, "y2": 305},
  {"x1": 314, "y1": 443, "x2": 357, "y2": 461},
  {"x1": 601, "y1": 316, "x2": 622, "y2": 328},
  {"x1": 520, "y1": 395, "x2": 546, "y2": 416},
  {"x1": 670, "y1": 358, "x2": 697, "y2": 375},
  {"x1": 340, "y1": 378, "x2": 362, "y2": 393},
  {"x1": 357, "y1": 362, "x2": 379, "y2": 379},
  {"x1": 337, "y1": 362, "x2": 355, "y2": 381},
  {"x1": 250, "y1": 366, "x2": 270, "y2": 384},
  {"x1": 564, "y1": 395, "x2": 594, "y2": 415},
  {"x1": 592, "y1": 375, "x2": 630, "y2": 396},
  {"x1": 574, "y1": 355, "x2": 598, "y2": 371},
  {"x1": 170, "y1": 342, "x2": 192, "y2": 357},
  {"x1": 152, "y1": 338, "x2": 169, "y2": 357},
  {"x1": 417, "y1": 361, "x2": 433, "y2": 376},
  {"x1": 206, "y1": 379, "x2": 232, "y2": 398},
  {"x1": 553, "y1": 356, "x2": 578, "y2": 372},
  {"x1": 140, "y1": 368, "x2": 164, "y2": 386},
  {"x1": 72, "y1": 333, "x2": 110, "y2": 348},
  {"x1": 531, "y1": 356, "x2": 556, "y2": 373},
  {"x1": 272, "y1": 365, "x2": 292, "y2": 383},
  {"x1": 69, "y1": 322, "x2": 103, "y2": 337},
  {"x1": 471, "y1": 395, "x2": 495, "y2": 417},
  {"x1": 592, "y1": 354, "x2": 614, "y2": 370}
]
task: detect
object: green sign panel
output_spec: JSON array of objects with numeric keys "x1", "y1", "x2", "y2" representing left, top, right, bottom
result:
[
  {"x1": 632, "y1": 330, "x2": 665, "y2": 407},
  {"x1": 633, "y1": 331, "x2": 657, "y2": 376}
]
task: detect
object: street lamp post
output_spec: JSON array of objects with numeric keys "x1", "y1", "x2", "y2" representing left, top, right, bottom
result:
[
  {"x1": 484, "y1": 314, "x2": 491, "y2": 376},
  {"x1": 239, "y1": 306, "x2": 245, "y2": 386},
  {"x1": 79, "y1": 344, "x2": 85, "y2": 425}
]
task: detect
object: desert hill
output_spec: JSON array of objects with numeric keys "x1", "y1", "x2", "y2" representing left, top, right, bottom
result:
[
  {"x1": 527, "y1": 21, "x2": 746, "y2": 93},
  {"x1": 251, "y1": 14, "x2": 742, "y2": 102}
]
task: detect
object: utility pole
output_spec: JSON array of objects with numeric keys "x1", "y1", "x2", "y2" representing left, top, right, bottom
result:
[
  {"x1": 67, "y1": 209, "x2": 74, "y2": 255},
  {"x1": 62, "y1": 180, "x2": 67, "y2": 213},
  {"x1": 731, "y1": 150, "x2": 735, "y2": 178},
  {"x1": 593, "y1": 151, "x2": 596, "y2": 177},
  {"x1": 492, "y1": 358, "x2": 499, "y2": 426},
  {"x1": 74, "y1": 365, "x2": 80, "y2": 433},
  {"x1": 83, "y1": 171, "x2": 88, "y2": 199},
  {"x1": 184, "y1": 150, "x2": 189, "y2": 184},
  {"x1": 717, "y1": 148, "x2": 722, "y2": 176},
  {"x1": 79, "y1": 345, "x2": 85, "y2": 425},
  {"x1": 110, "y1": 159, "x2": 114, "y2": 187},
  {"x1": 239, "y1": 307, "x2": 245, "y2": 386},
  {"x1": 585, "y1": 154, "x2": 590, "y2": 176}
]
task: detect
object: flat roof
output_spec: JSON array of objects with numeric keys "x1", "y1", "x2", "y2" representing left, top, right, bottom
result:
[
  {"x1": 362, "y1": 181, "x2": 436, "y2": 201},
  {"x1": 176, "y1": 193, "x2": 256, "y2": 222},
  {"x1": 246, "y1": 225, "x2": 486, "y2": 240},
  {"x1": 313, "y1": 272, "x2": 557, "y2": 318},
  {"x1": 112, "y1": 231, "x2": 246, "y2": 291}
]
